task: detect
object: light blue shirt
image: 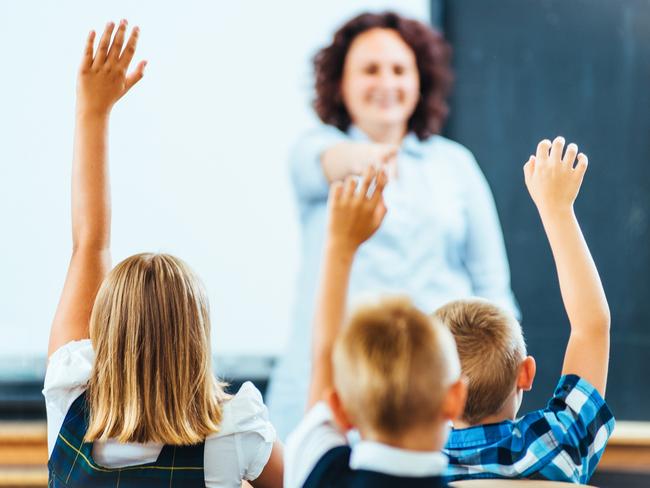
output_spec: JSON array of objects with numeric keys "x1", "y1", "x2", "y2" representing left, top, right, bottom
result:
[{"x1": 267, "y1": 124, "x2": 519, "y2": 440}]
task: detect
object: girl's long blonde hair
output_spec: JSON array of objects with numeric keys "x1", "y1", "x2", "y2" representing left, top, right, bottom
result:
[{"x1": 85, "y1": 253, "x2": 228, "y2": 445}]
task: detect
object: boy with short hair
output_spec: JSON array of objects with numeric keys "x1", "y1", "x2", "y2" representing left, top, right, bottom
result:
[
  {"x1": 285, "y1": 167, "x2": 467, "y2": 488},
  {"x1": 438, "y1": 137, "x2": 615, "y2": 483}
]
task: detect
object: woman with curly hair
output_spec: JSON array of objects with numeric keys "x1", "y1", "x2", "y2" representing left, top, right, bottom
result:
[{"x1": 267, "y1": 11, "x2": 518, "y2": 439}]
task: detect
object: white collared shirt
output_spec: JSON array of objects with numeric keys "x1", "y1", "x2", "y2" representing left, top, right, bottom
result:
[
  {"x1": 43, "y1": 340, "x2": 276, "y2": 488},
  {"x1": 350, "y1": 440, "x2": 448, "y2": 477},
  {"x1": 285, "y1": 402, "x2": 448, "y2": 488}
]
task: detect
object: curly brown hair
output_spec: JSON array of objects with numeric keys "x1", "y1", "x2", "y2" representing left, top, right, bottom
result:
[{"x1": 313, "y1": 11, "x2": 453, "y2": 140}]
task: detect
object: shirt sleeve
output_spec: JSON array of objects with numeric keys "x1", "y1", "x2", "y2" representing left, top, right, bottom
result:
[
  {"x1": 235, "y1": 383, "x2": 276, "y2": 481},
  {"x1": 204, "y1": 381, "x2": 276, "y2": 485},
  {"x1": 284, "y1": 402, "x2": 348, "y2": 488},
  {"x1": 289, "y1": 125, "x2": 348, "y2": 207},
  {"x1": 539, "y1": 374, "x2": 615, "y2": 483},
  {"x1": 42, "y1": 339, "x2": 95, "y2": 456},
  {"x1": 456, "y1": 147, "x2": 520, "y2": 318}
]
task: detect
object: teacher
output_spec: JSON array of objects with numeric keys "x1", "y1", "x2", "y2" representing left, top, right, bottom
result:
[{"x1": 267, "y1": 11, "x2": 519, "y2": 439}]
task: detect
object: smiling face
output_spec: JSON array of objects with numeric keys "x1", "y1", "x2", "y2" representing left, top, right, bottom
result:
[{"x1": 341, "y1": 28, "x2": 420, "y2": 139}]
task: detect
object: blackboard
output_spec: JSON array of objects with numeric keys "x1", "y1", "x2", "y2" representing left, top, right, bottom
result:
[{"x1": 435, "y1": 0, "x2": 650, "y2": 419}]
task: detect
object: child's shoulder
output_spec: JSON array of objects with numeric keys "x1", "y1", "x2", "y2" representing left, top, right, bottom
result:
[
  {"x1": 544, "y1": 374, "x2": 613, "y2": 425},
  {"x1": 208, "y1": 381, "x2": 274, "y2": 439},
  {"x1": 512, "y1": 374, "x2": 614, "y2": 445},
  {"x1": 43, "y1": 339, "x2": 94, "y2": 401}
]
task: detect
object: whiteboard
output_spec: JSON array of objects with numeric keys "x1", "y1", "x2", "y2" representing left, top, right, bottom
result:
[{"x1": 0, "y1": 0, "x2": 430, "y2": 371}]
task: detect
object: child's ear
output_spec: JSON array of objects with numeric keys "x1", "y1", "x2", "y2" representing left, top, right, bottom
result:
[
  {"x1": 516, "y1": 356, "x2": 537, "y2": 391},
  {"x1": 441, "y1": 377, "x2": 468, "y2": 422},
  {"x1": 326, "y1": 389, "x2": 355, "y2": 432}
]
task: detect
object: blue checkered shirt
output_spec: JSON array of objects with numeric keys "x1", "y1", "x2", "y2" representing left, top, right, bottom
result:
[{"x1": 444, "y1": 375, "x2": 615, "y2": 484}]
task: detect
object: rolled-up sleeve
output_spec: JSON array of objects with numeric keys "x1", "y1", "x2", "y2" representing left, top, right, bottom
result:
[
  {"x1": 289, "y1": 125, "x2": 348, "y2": 206},
  {"x1": 543, "y1": 375, "x2": 615, "y2": 483},
  {"x1": 458, "y1": 149, "x2": 520, "y2": 318}
]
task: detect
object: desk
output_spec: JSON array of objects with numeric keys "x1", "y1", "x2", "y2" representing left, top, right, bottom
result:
[
  {"x1": 598, "y1": 421, "x2": 650, "y2": 473},
  {"x1": 0, "y1": 422, "x2": 47, "y2": 487},
  {"x1": 1, "y1": 420, "x2": 649, "y2": 486}
]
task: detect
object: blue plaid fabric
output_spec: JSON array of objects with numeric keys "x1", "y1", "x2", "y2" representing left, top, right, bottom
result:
[
  {"x1": 48, "y1": 392, "x2": 206, "y2": 487},
  {"x1": 444, "y1": 375, "x2": 615, "y2": 484}
]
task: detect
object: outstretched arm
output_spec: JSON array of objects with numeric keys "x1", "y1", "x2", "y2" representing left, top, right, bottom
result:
[
  {"x1": 321, "y1": 142, "x2": 398, "y2": 182},
  {"x1": 524, "y1": 137, "x2": 610, "y2": 396},
  {"x1": 48, "y1": 20, "x2": 146, "y2": 357},
  {"x1": 290, "y1": 130, "x2": 397, "y2": 205},
  {"x1": 307, "y1": 167, "x2": 388, "y2": 409}
]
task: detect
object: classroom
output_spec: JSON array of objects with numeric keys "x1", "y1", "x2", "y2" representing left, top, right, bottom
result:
[{"x1": 1, "y1": 1, "x2": 648, "y2": 487}]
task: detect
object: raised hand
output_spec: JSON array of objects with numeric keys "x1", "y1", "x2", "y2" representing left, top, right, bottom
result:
[
  {"x1": 49, "y1": 21, "x2": 145, "y2": 357},
  {"x1": 523, "y1": 136, "x2": 610, "y2": 397},
  {"x1": 327, "y1": 165, "x2": 388, "y2": 252},
  {"x1": 307, "y1": 166, "x2": 388, "y2": 408},
  {"x1": 523, "y1": 136, "x2": 588, "y2": 214},
  {"x1": 77, "y1": 20, "x2": 146, "y2": 115}
]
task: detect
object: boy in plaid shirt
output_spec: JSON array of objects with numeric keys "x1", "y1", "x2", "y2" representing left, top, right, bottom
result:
[{"x1": 437, "y1": 137, "x2": 615, "y2": 484}]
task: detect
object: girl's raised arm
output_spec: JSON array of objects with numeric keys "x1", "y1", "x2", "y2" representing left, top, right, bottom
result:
[{"x1": 49, "y1": 20, "x2": 146, "y2": 357}]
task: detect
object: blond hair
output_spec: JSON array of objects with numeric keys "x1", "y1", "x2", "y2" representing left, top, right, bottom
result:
[
  {"x1": 85, "y1": 253, "x2": 228, "y2": 445},
  {"x1": 433, "y1": 299, "x2": 526, "y2": 425},
  {"x1": 333, "y1": 297, "x2": 460, "y2": 437}
]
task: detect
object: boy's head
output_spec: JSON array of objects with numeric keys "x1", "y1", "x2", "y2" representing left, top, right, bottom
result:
[
  {"x1": 433, "y1": 299, "x2": 535, "y2": 426},
  {"x1": 331, "y1": 297, "x2": 466, "y2": 440}
]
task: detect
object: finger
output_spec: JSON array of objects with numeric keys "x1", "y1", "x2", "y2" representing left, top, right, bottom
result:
[
  {"x1": 107, "y1": 19, "x2": 128, "y2": 62},
  {"x1": 119, "y1": 26, "x2": 140, "y2": 71},
  {"x1": 574, "y1": 153, "x2": 588, "y2": 175},
  {"x1": 329, "y1": 181, "x2": 344, "y2": 204},
  {"x1": 549, "y1": 136, "x2": 565, "y2": 162},
  {"x1": 523, "y1": 155, "x2": 535, "y2": 183},
  {"x1": 80, "y1": 30, "x2": 96, "y2": 71},
  {"x1": 92, "y1": 21, "x2": 115, "y2": 69},
  {"x1": 376, "y1": 167, "x2": 388, "y2": 193},
  {"x1": 341, "y1": 176, "x2": 357, "y2": 202},
  {"x1": 562, "y1": 143, "x2": 578, "y2": 167},
  {"x1": 381, "y1": 144, "x2": 399, "y2": 162},
  {"x1": 572, "y1": 153, "x2": 588, "y2": 193},
  {"x1": 374, "y1": 199, "x2": 388, "y2": 226},
  {"x1": 381, "y1": 155, "x2": 395, "y2": 168},
  {"x1": 124, "y1": 60, "x2": 147, "y2": 92},
  {"x1": 535, "y1": 139, "x2": 552, "y2": 163},
  {"x1": 358, "y1": 165, "x2": 376, "y2": 199},
  {"x1": 369, "y1": 169, "x2": 388, "y2": 207}
]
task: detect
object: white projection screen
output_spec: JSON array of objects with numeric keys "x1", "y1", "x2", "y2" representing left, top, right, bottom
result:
[{"x1": 0, "y1": 0, "x2": 430, "y2": 378}]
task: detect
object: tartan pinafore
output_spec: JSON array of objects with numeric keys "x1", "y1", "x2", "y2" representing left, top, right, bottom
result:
[{"x1": 48, "y1": 392, "x2": 206, "y2": 487}]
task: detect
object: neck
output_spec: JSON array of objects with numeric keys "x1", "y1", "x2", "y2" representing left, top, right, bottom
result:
[
  {"x1": 355, "y1": 121, "x2": 407, "y2": 145},
  {"x1": 454, "y1": 412, "x2": 512, "y2": 429},
  {"x1": 362, "y1": 421, "x2": 448, "y2": 452},
  {"x1": 454, "y1": 389, "x2": 521, "y2": 429}
]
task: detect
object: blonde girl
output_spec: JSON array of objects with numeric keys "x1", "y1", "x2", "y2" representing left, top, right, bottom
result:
[{"x1": 44, "y1": 20, "x2": 283, "y2": 488}]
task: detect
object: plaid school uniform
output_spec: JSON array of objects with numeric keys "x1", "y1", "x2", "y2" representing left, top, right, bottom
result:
[
  {"x1": 444, "y1": 374, "x2": 615, "y2": 484},
  {"x1": 48, "y1": 392, "x2": 206, "y2": 488}
]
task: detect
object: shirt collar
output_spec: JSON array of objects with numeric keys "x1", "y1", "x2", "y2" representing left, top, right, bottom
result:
[
  {"x1": 446, "y1": 421, "x2": 515, "y2": 449},
  {"x1": 349, "y1": 440, "x2": 448, "y2": 477},
  {"x1": 347, "y1": 125, "x2": 428, "y2": 159}
]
